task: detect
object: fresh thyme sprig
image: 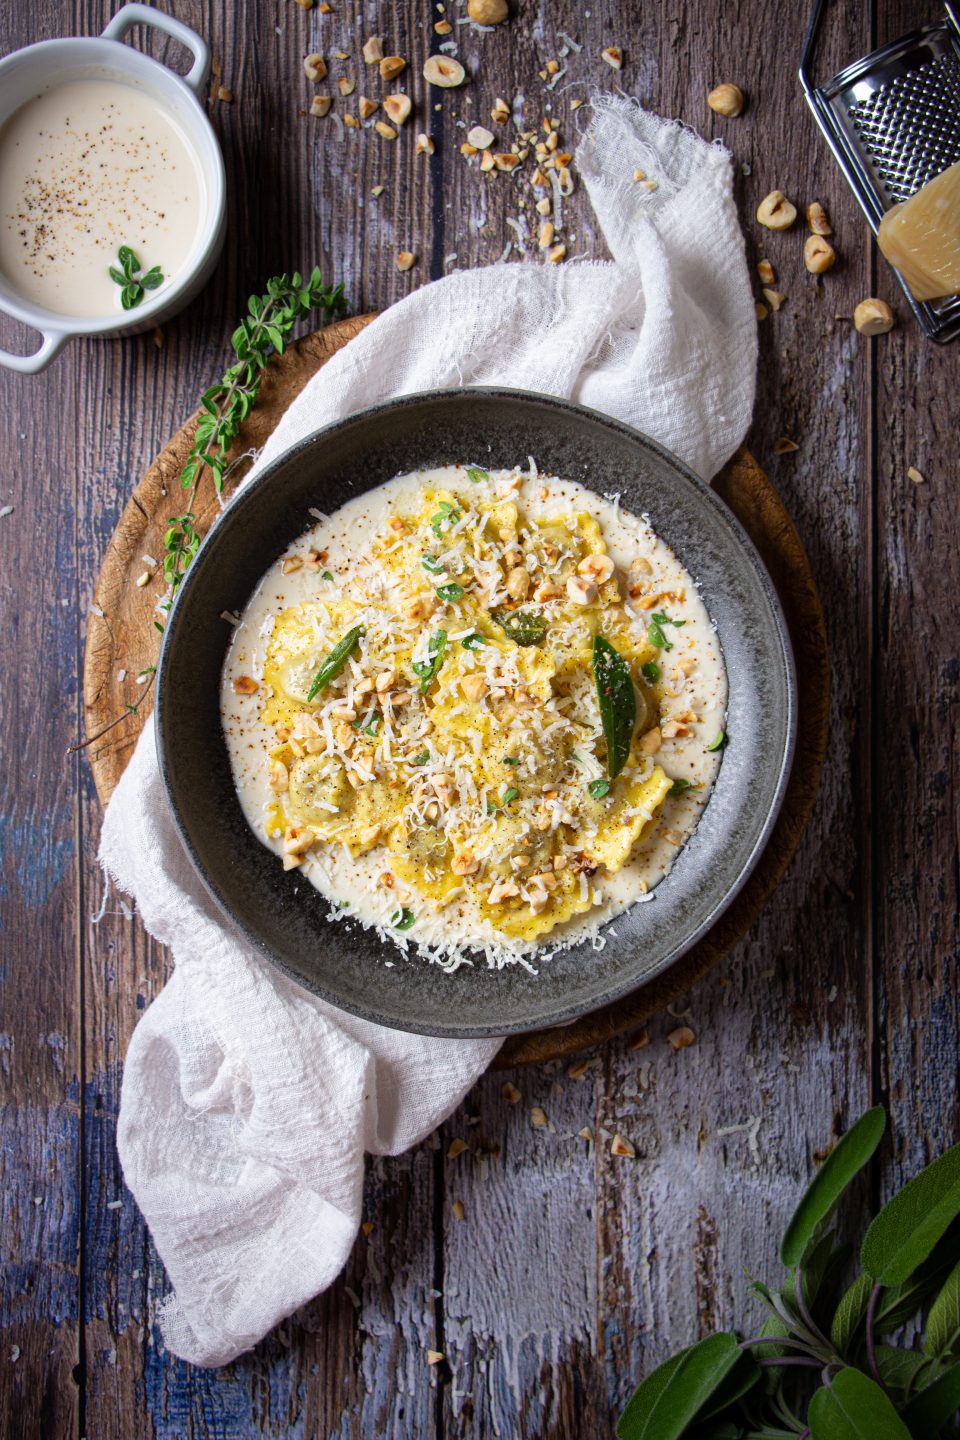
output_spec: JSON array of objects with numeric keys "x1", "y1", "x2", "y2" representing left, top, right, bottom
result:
[
  {"x1": 164, "y1": 268, "x2": 346, "y2": 602},
  {"x1": 109, "y1": 245, "x2": 164, "y2": 310}
]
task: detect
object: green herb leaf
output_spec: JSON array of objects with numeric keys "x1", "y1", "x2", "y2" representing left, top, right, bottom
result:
[
  {"x1": 669, "y1": 778, "x2": 698, "y2": 798},
  {"x1": 923, "y1": 1256, "x2": 960, "y2": 1356},
  {"x1": 120, "y1": 284, "x2": 141, "y2": 310},
  {"x1": 436, "y1": 582, "x2": 465, "y2": 602},
  {"x1": 461, "y1": 632, "x2": 486, "y2": 650},
  {"x1": 641, "y1": 660, "x2": 660, "y2": 684},
  {"x1": 322, "y1": 570, "x2": 334, "y2": 581},
  {"x1": 706, "y1": 731, "x2": 726, "y2": 752},
  {"x1": 861, "y1": 1139, "x2": 960, "y2": 1286},
  {"x1": 306, "y1": 625, "x2": 365, "y2": 702},
  {"x1": 108, "y1": 265, "x2": 127, "y2": 285},
  {"x1": 141, "y1": 266, "x2": 164, "y2": 290},
  {"x1": 830, "y1": 1273, "x2": 874, "y2": 1356},
  {"x1": 807, "y1": 1367, "x2": 911, "y2": 1439},
  {"x1": 421, "y1": 554, "x2": 444, "y2": 573},
  {"x1": 465, "y1": 465, "x2": 489, "y2": 483},
  {"x1": 486, "y1": 802, "x2": 497, "y2": 814},
  {"x1": 588, "y1": 778, "x2": 611, "y2": 799},
  {"x1": 412, "y1": 629, "x2": 448, "y2": 693},
  {"x1": 491, "y1": 608, "x2": 547, "y2": 647},
  {"x1": 616, "y1": 1333, "x2": 743, "y2": 1440},
  {"x1": 502, "y1": 787, "x2": 519, "y2": 804},
  {"x1": 593, "y1": 636, "x2": 636, "y2": 780},
  {"x1": 873, "y1": 1345, "x2": 928, "y2": 1394},
  {"x1": 900, "y1": 1363, "x2": 960, "y2": 1436},
  {"x1": 651, "y1": 610, "x2": 686, "y2": 628},
  {"x1": 392, "y1": 907, "x2": 416, "y2": 931},
  {"x1": 780, "y1": 1107, "x2": 886, "y2": 1268},
  {"x1": 503, "y1": 756, "x2": 519, "y2": 765},
  {"x1": 117, "y1": 244, "x2": 140, "y2": 274},
  {"x1": 430, "y1": 501, "x2": 460, "y2": 537},
  {"x1": 647, "y1": 621, "x2": 671, "y2": 652},
  {"x1": 364, "y1": 713, "x2": 381, "y2": 737},
  {"x1": 412, "y1": 750, "x2": 430, "y2": 766}
]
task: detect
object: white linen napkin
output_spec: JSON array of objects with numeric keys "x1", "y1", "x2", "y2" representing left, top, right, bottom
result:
[{"x1": 100, "y1": 97, "x2": 757, "y2": 1367}]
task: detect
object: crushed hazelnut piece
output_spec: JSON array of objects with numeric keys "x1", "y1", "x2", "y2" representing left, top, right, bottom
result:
[
  {"x1": 536, "y1": 196, "x2": 552, "y2": 216},
  {"x1": 628, "y1": 1028, "x2": 650, "y2": 1049},
  {"x1": 494, "y1": 152, "x2": 520, "y2": 172},
  {"x1": 807, "y1": 200, "x2": 833, "y2": 235},
  {"x1": 538, "y1": 220, "x2": 555, "y2": 249},
  {"x1": 362, "y1": 35, "x2": 384, "y2": 64},
  {"x1": 578, "y1": 1125, "x2": 593, "y2": 1141},
  {"x1": 530, "y1": 1106, "x2": 548, "y2": 1128},
  {"x1": 756, "y1": 190, "x2": 797, "y2": 230},
  {"x1": 397, "y1": 250, "x2": 416, "y2": 271},
  {"x1": 491, "y1": 98, "x2": 510, "y2": 124},
  {"x1": 611, "y1": 1133, "x2": 636, "y2": 1157},
  {"x1": 501, "y1": 1081, "x2": 522, "y2": 1104},
  {"x1": 343, "y1": 115, "x2": 361, "y2": 128},
  {"x1": 907, "y1": 465, "x2": 925, "y2": 484},
  {"x1": 233, "y1": 675, "x2": 259, "y2": 695},
  {"x1": 379, "y1": 56, "x2": 407, "y2": 80},
  {"x1": 762, "y1": 288, "x2": 786, "y2": 312},
  {"x1": 447, "y1": 1138, "x2": 469, "y2": 1159},
  {"x1": 467, "y1": 124, "x2": 494, "y2": 149},
  {"x1": 427, "y1": 1351, "x2": 445, "y2": 1366},
  {"x1": 755, "y1": 301, "x2": 769, "y2": 321},
  {"x1": 337, "y1": 76, "x2": 356, "y2": 96},
  {"x1": 309, "y1": 96, "x2": 333, "y2": 117},
  {"x1": 452, "y1": 1199, "x2": 466, "y2": 1221},
  {"x1": 601, "y1": 46, "x2": 623, "y2": 69},
  {"x1": 416, "y1": 132, "x2": 436, "y2": 155},
  {"x1": 384, "y1": 93, "x2": 412, "y2": 125},
  {"x1": 358, "y1": 96, "x2": 378, "y2": 119},
  {"x1": 375, "y1": 119, "x2": 398, "y2": 140},
  {"x1": 773, "y1": 436, "x2": 799, "y2": 454},
  {"x1": 281, "y1": 555, "x2": 303, "y2": 573},
  {"x1": 854, "y1": 298, "x2": 895, "y2": 335},
  {"x1": 435, "y1": 18, "x2": 453, "y2": 34},
  {"x1": 567, "y1": 1060, "x2": 590, "y2": 1079},
  {"x1": 804, "y1": 234, "x2": 836, "y2": 273},
  {"x1": 757, "y1": 259, "x2": 775, "y2": 285},
  {"x1": 668, "y1": 1025, "x2": 696, "y2": 1050},
  {"x1": 548, "y1": 242, "x2": 567, "y2": 263},
  {"x1": 303, "y1": 54, "x2": 327, "y2": 82}
]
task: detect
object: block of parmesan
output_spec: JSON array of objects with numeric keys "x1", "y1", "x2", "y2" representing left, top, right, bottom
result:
[{"x1": 877, "y1": 160, "x2": 960, "y2": 302}]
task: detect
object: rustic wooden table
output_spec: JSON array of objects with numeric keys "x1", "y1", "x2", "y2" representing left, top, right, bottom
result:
[{"x1": 1, "y1": 2, "x2": 957, "y2": 1437}]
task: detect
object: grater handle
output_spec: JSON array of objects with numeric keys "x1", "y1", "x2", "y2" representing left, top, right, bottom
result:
[{"x1": 799, "y1": 0, "x2": 831, "y2": 92}]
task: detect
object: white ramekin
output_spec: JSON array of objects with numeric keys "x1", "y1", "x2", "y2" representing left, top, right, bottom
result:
[{"x1": 0, "y1": 4, "x2": 226, "y2": 374}]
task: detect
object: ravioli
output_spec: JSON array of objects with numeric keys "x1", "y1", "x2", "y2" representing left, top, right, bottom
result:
[{"x1": 223, "y1": 462, "x2": 726, "y2": 956}]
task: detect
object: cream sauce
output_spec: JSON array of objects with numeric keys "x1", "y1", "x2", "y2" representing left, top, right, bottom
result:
[
  {"x1": 221, "y1": 465, "x2": 727, "y2": 971},
  {"x1": 0, "y1": 78, "x2": 205, "y2": 316}
]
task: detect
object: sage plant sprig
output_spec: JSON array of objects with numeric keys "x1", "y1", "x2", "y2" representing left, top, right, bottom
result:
[
  {"x1": 618, "y1": 1108, "x2": 960, "y2": 1440},
  {"x1": 163, "y1": 268, "x2": 346, "y2": 600}
]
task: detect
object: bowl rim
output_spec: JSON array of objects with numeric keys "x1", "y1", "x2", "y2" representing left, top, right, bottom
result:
[{"x1": 156, "y1": 387, "x2": 798, "y2": 1037}]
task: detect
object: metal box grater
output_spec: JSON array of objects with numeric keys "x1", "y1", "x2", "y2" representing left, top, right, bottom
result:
[{"x1": 800, "y1": 0, "x2": 960, "y2": 342}]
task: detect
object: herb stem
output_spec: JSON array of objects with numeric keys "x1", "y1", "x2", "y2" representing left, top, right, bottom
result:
[
  {"x1": 67, "y1": 670, "x2": 156, "y2": 755},
  {"x1": 757, "y1": 1357, "x2": 822, "y2": 1370},
  {"x1": 865, "y1": 1280, "x2": 883, "y2": 1388}
]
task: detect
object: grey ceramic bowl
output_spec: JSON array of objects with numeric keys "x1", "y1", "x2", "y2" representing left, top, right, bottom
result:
[{"x1": 156, "y1": 389, "x2": 796, "y2": 1038}]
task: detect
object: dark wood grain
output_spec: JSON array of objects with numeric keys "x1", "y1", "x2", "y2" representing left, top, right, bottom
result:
[{"x1": 1, "y1": 1, "x2": 957, "y2": 1437}]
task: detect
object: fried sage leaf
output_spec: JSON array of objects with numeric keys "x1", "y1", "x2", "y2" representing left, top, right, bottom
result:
[
  {"x1": 306, "y1": 625, "x2": 365, "y2": 701},
  {"x1": 412, "y1": 629, "x2": 448, "y2": 693},
  {"x1": 593, "y1": 635, "x2": 636, "y2": 780},
  {"x1": 491, "y1": 608, "x2": 547, "y2": 647}
]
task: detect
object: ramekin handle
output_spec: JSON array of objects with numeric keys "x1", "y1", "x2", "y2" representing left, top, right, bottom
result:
[
  {"x1": 0, "y1": 326, "x2": 68, "y2": 375},
  {"x1": 102, "y1": 4, "x2": 211, "y2": 95}
]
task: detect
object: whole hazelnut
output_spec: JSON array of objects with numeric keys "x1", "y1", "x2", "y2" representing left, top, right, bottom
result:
[
  {"x1": 756, "y1": 190, "x2": 798, "y2": 230},
  {"x1": 468, "y1": 0, "x2": 508, "y2": 22},
  {"x1": 804, "y1": 234, "x2": 837, "y2": 273},
  {"x1": 707, "y1": 83, "x2": 745, "y2": 117},
  {"x1": 853, "y1": 298, "x2": 895, "y2": 336}
]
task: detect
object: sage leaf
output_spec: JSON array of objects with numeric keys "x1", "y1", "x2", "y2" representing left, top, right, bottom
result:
[
  {"x1": 412, "y1": 629, "x2": 448, "y2": 693},
  {"x1": 875, "y1": 1229, "x2": 960, "y2": 1332},
  {"x1": 306, "y1": 625, "x2": 365, "y2": 701},
  {"x1": 780, "y1": 1107, "x2": 886, "y2": 1266},
  {"x1": 695, "y1": 1351, "x2": 759, "y2": 1420},
  {"x1": 491, "y1": 608, "x2": 547, "y2": 646},
  {"x1": 923, "y1": 1256, "x2": 960, "y2": 1356},
  {"x1": 873, "y1": 1344, "x2": 928, "y2": 1393},
  {"x1": 830, "y1": 1272, "x2": 874, "y2": 1356},
  {"x1": 391, "y1": 907, "x2": 415, "y2": 930},
  {"x1": 861, "y1": 1139, "x2": 960, "y2": 1286},
  {"x1": 616, "y1": 1333, "x2": 742, "y2": 1440},
  {"x1": 807, "y1": 1367, "x2": 912, "y2": 1440},
  {"x1": 899, "y1": 1362, "x2": 960, "y2": 1437},
  {"x1": 593, "y1": 635, "x2": 637, "y2": 780}
]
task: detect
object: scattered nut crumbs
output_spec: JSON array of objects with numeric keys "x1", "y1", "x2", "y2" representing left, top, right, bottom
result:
[
  {"x1": 303, "y1": 54, "x2": 327, "y2": 82},
  {"x1": 416, "y1": 132, "x2": 435, "y2": 155},
  {"x1": 427, "y1": 1350, "x2": 445, "y2": 1366},
  {"x1": 379, "y1": 56, "x2": 407, "y2": 81},
  {"x1": 756, "y1": 259, "x2": 776, "y2": 285},
  {"x1": 501, "y1": 1081, "x2": 521, "y2": 1104},
  {"x1": 530, "y1": 1106, "x2": 548, "y2": 1127},
  {"x1": 310, "y1": 96, "x2": 332, "y2": 118},
  {"x1": 578, "y1": 1126, "x2": 593, "y2": 1142},
  {"x1": 907, "y1": 466, "x2": 925, "y2": 484},
  {"x1": 763, "y1": 288, "x2": 786, "y2": 311},
  {"x1": 668, "y1": 1025, "x2": 696, "y2": 1050},
  {"x1": 567, "y1": 1059, "x2": 590, "y2": 1079},
  {"x1": 397, "y1": 250, "x2": 416, "y2": 271},
  {"x1": 435, "y1": 19, "x2": 453, "y2": 35},
  {"x1": 359, "y1": 96, "x2": 378, "y2": 119},
  {"x1": 384, "y1": 94, "x2": 412, "y2": 125},
  {"x1": 773, "y1": 436, "x2": 799, "y2": 454},
  {"x1": 375, "y1": 119, "x2": 398, "y2": 140},
  {"x1": 371, "y1": 184, "x2": 385, "y2": 196},
  {"x1": 755, "y1": 301, "x2": 769, "y2": 321},
  {"x1": 610, "y1": 1133, "x2": 636, "y2": 1157},
  {"x1": 447, "y1": 1138, "x2": 469, "y2": 1159},
  {"x1": 338, "y1": 76, "x2": 355, "y2": 96},
  {"x1": 628, "y1": 1028, "x2": 650, "y2": 1049},
  {"x1": 361, "y1": 1220, "x2": 374, "y2": 1235},
  {"x1": 362, "y1": 35, "x2": 384, "y2": 63},
  {"x1": 136, "y1": 570, "x2": 151, "y2": 588},
  {"x1": 601, "y1": 46, "x2": 623, "y2": 69},
  {"x1": 452, "y1": 1199, "x2": 466, "y2": 1221},
  {"x1": 216, "y1": 86, "x2": 234, "y2": 103}
]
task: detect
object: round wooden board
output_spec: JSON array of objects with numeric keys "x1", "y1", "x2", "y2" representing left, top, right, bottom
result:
[{"x1": 83, "y1": 314, "x2": 829, "y2": 1068}]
